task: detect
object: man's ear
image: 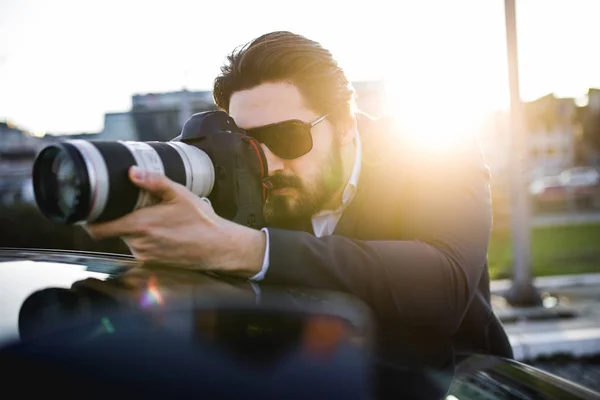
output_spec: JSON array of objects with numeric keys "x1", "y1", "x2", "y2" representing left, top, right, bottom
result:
[{"x1": 338, "y1": 116, "x2": 358, "y2": 147}]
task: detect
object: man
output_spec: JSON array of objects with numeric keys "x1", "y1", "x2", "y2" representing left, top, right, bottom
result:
[{"x1": 87, "y1": 31, "x2": 512, "y2": 396}]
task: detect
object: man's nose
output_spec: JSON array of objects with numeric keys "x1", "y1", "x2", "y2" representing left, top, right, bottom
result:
[{"x1": 261, "y1": 144, "x2": 284, "y2": 173}]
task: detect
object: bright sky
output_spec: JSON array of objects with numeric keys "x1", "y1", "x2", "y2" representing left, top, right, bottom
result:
[{"x1": 1, "y1": 0, "x2": 599, "y2": 135}]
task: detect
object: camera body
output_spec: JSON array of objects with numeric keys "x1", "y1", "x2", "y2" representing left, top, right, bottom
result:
[
  {"x1": 176, "y1": 111, "x2": 268, "y2": 228},
  {"x1": 32, "y1": 111, "x2": 269, "y2": 229}
]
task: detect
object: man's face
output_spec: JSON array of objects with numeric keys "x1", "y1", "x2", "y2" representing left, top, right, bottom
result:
[{"x1": 229, "y1": 82, "x2": 344, "y2": 229}]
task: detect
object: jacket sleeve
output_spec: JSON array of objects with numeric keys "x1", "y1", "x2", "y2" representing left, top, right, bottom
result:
[{"x1": 261, "y1": 136, "x2": 493, "y2": 335}]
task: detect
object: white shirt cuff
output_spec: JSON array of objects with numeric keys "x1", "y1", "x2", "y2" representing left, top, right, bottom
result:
[{"x1": 249, "y1": 227, "x2": 270, "y2": 281}]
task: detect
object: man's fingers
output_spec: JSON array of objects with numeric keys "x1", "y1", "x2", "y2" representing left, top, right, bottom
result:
[
  {"x1": 85, "y1": 205, "x2": 162, "y2": 239},
  {"x1": 85, "y1": 201, "x2": 187, "y2": 239},
  {"x1": 85, "y1": 167, "x2": 205, "y2": 240},
  {"x1": 86, "y1": 210, "x2": 149, "y2": 239},
  {"x1": 129, "y1": 166, "x2": 182, "y2": 203}
]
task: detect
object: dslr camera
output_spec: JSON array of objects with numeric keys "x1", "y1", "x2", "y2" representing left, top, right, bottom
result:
[{"x1": 32, "y1": 111, "x2": 269, "y2": 228}]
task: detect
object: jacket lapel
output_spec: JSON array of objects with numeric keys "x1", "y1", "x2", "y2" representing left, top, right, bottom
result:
[
  {"x1": 333, "y1": 113, "x2": 405, "y2": 239},
  {"x1": 333, "y1": 113, "x2": 382, "y2": 238},
  {"x1": 332, "y1": 160, "x2": 373, "y2": 237}
]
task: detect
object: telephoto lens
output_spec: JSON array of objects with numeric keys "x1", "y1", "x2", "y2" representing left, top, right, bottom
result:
[{"x1": 32, "y1": 140, "x2": 215, "y2": 225}]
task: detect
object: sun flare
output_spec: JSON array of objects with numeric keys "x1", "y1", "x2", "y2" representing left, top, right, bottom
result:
[{"x1": 383, "y1": 78, "x2": 503, "y2": 153}]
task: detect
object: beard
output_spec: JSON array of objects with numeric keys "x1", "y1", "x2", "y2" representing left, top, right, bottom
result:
[{"x1": 263, "y1": 143, "x2": 344, "y2": 230}]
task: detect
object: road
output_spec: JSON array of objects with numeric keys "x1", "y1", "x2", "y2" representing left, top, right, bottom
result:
[{"x1": 492, "y1": 277, "x2": 600, "y2": 393}]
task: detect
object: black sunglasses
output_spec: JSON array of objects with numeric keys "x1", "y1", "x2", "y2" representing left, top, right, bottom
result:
[{"x1": 244, "y1": 115, "x2": 328, "y2": 160}]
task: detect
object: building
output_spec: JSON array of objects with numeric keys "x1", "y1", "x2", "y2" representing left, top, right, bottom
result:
[
  {"x1": 132, "y1": 90, "x2": 215, "y2": 110},
  {"x1": 588, "y1": 88, "x2": 600, "y2": 114},
  {"x1": 131, "y1": 89, "x2": 217, "y2": 141},
  {"x1": 100, "y1": 112, "x2": 138, "y2": 141},
  {"x1": 522, "y1": 94, "x2": 580, "y2": 180},
  {"x1": 478, "y1": 93, "x2": 584, "y2": 184},
  {"x1": 580, "y1": 88, "x2": 600, "y2": 167},
  {"x1": 0, "y1": 122, "x2": 37, "y2": 154},
  {"x1": 0, "y1": 122, "x2": 38, "y2": 205}
]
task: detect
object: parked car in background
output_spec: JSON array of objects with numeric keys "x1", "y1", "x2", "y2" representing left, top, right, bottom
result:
[
  {"x1": 559, "y1": 167, "x2": 600, "y2": 187},
  {"x1": 530, "y1": 167, "x2": 600, "y2": 211},
  {"x1": 530, "y1": 175, "x2": 568, "y2": 211},
  {"x1": 560, "y1": 167, "x2": 600, "y2": 208}
]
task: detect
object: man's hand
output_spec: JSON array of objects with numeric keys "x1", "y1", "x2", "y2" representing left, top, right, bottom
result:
[{"x1": 85, "y1": 166, "x2": 266, "y2": 278}]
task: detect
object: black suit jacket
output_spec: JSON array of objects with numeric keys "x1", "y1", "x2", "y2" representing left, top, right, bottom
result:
[{"x1": 262, "y1": 113, "x2": 513, "y2": 372}]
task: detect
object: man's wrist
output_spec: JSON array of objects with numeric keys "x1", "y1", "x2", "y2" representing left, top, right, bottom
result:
[
  {"x1": 219, "y1": 223, "x2": 266, "y2": 278},
  {"x1": 250, "y1": 227, "x2": 270, "y2": 281}
]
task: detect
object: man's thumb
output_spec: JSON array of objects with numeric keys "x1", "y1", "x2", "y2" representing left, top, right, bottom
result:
[{"x1": 129, "y1": 166, "x2": 179, "y2": 202}]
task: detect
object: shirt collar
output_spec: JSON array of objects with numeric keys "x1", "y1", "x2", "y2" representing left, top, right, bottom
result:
[
  {"x1": 312, "y1": 129, "x2": 361, "y2": 220},
  {"x1": 341, "y1": 129, "x2": 362, "y2": 207}
]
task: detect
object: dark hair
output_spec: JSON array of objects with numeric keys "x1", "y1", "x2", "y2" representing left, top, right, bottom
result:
[{"x1": 213, "y1": 31, "x2": 356, "y2": 128}]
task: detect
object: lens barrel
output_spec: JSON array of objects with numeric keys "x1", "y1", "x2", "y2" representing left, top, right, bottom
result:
[{"x1": 32, "y1": 140, "x2": 215, "y2": 225}]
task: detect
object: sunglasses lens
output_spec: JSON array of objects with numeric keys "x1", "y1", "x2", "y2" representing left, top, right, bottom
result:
[{"x1": 249, "y1": 121, "x2": 313, "y2": 159}]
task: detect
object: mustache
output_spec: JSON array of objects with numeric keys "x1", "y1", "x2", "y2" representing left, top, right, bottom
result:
[{"x1": 266, "y1": 173, "x2": 302, "y2": 190}]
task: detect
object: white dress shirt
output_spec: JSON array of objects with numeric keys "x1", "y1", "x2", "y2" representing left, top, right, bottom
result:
[{"x1": 250, "y1": 131, "x2": 362, "y2": 281}]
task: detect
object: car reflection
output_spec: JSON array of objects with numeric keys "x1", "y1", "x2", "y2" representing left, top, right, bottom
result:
[{"x1": 0, "y1": 248, "x2": 599, "y2": 400}]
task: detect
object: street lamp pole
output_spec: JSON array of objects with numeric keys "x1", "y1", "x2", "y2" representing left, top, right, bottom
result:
[{"x1": 504, "y1": 0, "x2": 541, "y2": 306}]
